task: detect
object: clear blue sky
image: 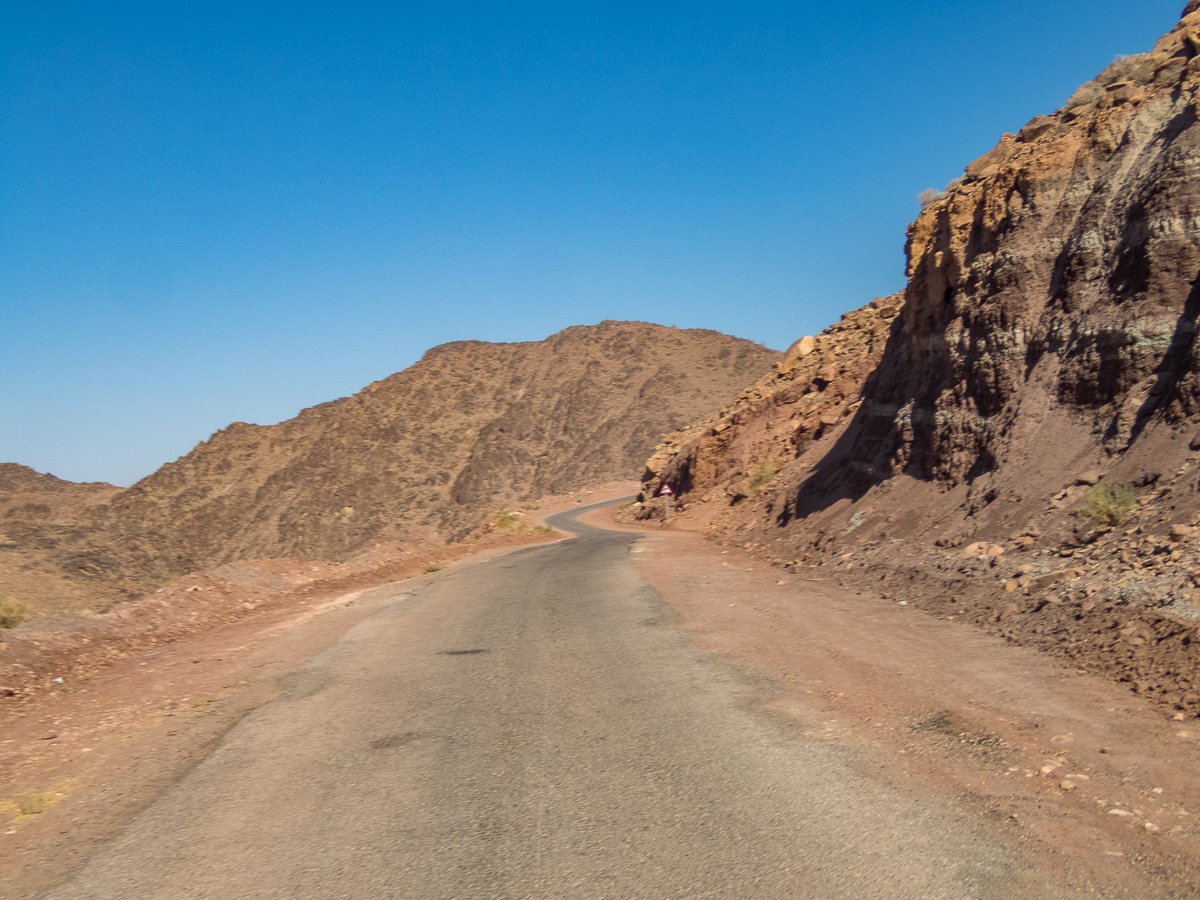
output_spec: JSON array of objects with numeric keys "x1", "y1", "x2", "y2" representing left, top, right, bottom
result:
[{"x1": 1, "y1": 1, "x2": 1184, "y2": 486}]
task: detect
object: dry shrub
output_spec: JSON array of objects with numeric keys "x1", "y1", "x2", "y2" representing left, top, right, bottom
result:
[
  {"x1": 0, "y1": 598, "x2": 34, "y2": 629},
  {"x1": 747, "y1": 460, "x2": 777, "y2": 492},
  {"x1": 1081, "y1": 483, "x2": 1137, "y2": 527}
]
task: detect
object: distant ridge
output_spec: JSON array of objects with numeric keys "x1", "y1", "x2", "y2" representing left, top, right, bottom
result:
[{"x1": 0, "y1": 321, "x2": 778, "y2": 615}]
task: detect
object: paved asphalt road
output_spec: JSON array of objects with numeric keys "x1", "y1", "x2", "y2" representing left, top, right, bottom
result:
[{"x1": 43, "y1": 501, "x2": 1034, "y2": 899}]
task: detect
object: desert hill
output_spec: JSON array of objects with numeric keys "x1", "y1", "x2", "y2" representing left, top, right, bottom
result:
[
  {"x1": 0, "y1": 465, "x2": 121, "y2": 520},
  {"x1": 1, "y1": 321, "x2": 777, "y2": 617},
  {"x1": 636, "y1": 5, "x2": 1200, "y2": 717},
  {"x1": 0, "y1": 466, "x2": 127, "y2": 620}
]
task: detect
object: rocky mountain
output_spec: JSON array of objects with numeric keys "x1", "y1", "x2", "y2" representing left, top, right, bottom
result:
[
  {"x1": 0, "y1": 465, "x2": 121, "y2": 519},
  {"x1": 636, "y1": 6, "x2": 1200, "y2": 716},
  {"x1": 0, "y1": 466, "x2": 126, "y2": 619},
  {"x1": 1, "y1": 321, "x2": 777, "y2": 615}
]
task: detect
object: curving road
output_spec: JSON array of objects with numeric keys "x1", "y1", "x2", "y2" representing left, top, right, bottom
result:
[{"x1": 43, "y1": 501, "x2": 1034, "y2": 899}]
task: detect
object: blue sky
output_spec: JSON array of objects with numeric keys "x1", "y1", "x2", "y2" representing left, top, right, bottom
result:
[{"x1": 1, "y1": 1, "x2": 1185, "y2": 486}]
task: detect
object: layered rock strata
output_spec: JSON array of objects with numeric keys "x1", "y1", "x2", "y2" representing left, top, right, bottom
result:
[
  {"x1": 635, "y1": 5, "x2": 1200, "y2": 717},
  {"x1": 643, "y1": 3, "x2": 1200, "y2": 540}
]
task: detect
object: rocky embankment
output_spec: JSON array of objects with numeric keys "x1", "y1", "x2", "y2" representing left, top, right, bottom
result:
[
  {"x1": 636, "y1": 5, "x2": 1200, "y2": 719},
  {"x1": 641, "y1": 292, "x2": 903, "y2": 507}
]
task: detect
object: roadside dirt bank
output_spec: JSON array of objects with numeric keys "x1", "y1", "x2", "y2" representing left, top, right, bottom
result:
[
  {"x1": 581, "y1": 506, "x2": 1200, "y2": 899},
  {"x1": 6, "y1": 482, "x2": 1192, "y2": 899},
  {"x1": 0, "y1": 483, "x2": 636, "y2": 899}
]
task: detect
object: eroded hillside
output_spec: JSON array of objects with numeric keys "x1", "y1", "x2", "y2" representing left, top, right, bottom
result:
[{"x1": 636, "y1": 4, "x2": 1200, "y2": 717}]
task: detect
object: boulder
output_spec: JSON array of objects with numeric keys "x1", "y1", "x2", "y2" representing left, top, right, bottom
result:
[
  {"x1": 1108, "y1": 82, "x2": 1138, "y2": 105},
  {"x1": 1170, "y1": 524, "x2": 1196, "y2": 542},
  {"x1": 1029, "y1": 571, "x2": 1068, "y2": 593},
  {"x1": 1155, "y1": 57, "x2": 1188, "y2": 85},
  {"x1": 964, "y1": 136, "x2": 1016, "y2": 178},
  {"x1": 783, "y1": 335, "x2": 816, "y2": 369},
  {"x1": 1017, "y1": 114, "x2": 1061, "y2": 143}
]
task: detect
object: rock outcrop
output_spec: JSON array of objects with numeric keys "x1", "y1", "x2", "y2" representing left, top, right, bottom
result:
[
  {"x1": 643, "y1": 3, "x2": 1200, "y2": 540},
  {"x1": 635, "y1": 5, "x2": 1200, "y2": 717},
  {"x1": 868, "y1": 30, "x2": 1200, "y2": 496},
  {"x1": 640, "y1": 292, "x2": 902, "y2": 513}
]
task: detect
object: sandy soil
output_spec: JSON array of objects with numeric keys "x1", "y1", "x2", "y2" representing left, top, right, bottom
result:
[{"x1": 3, "y1": 484, "x2": 1197, "y2": 898}]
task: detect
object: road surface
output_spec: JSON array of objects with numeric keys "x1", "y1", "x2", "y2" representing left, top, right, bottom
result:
[{"x1": 43, "y1": 501, "x2": 1040, "y2": 899}]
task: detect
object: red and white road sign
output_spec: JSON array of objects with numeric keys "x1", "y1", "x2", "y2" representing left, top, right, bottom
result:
[{"x1": 659, "y1": 483, "x2": 673, "y2": 496}]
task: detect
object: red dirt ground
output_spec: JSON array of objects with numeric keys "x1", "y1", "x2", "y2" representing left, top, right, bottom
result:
[
  {"x1": 590, "y1": 508, "x2": 1200, "y2": 899},
  {"x1": 2, "y1": 485, "x2": 1198, "y2": 898}
]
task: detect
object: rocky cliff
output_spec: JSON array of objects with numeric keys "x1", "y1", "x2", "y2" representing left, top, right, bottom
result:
[
  {"x1": 639, "y1": 293, "x2": 903, "y2": 513},
  {"x1": 636, "y1": 5, "x2": 1200, "y2": 716},
  {"x1": 853, "y1": 9, "x2": 1200, "y2": 504},
  {"x1": 644, "y1": 4, "x2": 1200, "y2": 540},
  {"x1": 1, "y1": 322, "x2": 777, "y2": 614}
]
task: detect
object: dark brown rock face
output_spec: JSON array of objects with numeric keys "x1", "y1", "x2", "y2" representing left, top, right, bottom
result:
[
  {"x1": 645, "y1": 6, "x2": 1200, "y2": 535},
  {"x1": 764, "y1": 5, "x2": 1200, "y2": 512},
  {"x1": 632, "y1": 6, "x2": 1200, "y2": 721},
  {"x1": 1, "y1": 322, "x2": 776, "y2": 613}
]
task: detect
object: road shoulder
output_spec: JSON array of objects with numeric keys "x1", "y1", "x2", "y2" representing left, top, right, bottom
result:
[{"x1": 582, "y1": 506, "x2": 1200, "y2": 898}]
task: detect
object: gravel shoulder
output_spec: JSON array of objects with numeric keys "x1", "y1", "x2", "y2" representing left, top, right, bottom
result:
[{"x1": 585, "y1": 507, "x2": 1200, "y2": 898}]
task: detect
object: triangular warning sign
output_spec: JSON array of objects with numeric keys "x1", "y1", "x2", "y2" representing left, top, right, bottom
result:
[{"x1": 659, "y1": 483, "x2": 673, "y2": 496}]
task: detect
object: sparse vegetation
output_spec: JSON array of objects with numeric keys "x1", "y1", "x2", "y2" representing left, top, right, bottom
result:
[
  {"x1": 1081, "y1": 482, "x2": 1137, "y2": 528},
  {"x1": 495, "y1": 509, "x2": 552, "y2": 534},
  {"x1": 0, "y1": 598, "x2": 34, "y2": 629},
  {"x1": 0, "y1": 785, "x2": 68, "y2": 823},
  {"x1": 17, "y1": 793, "x2": 51, "y2": 816},
  {"x1": 747, "y1": 460, "x2": 777, "y2": 493},
  {"x1": 918, "y1": 187, "x2": 947, "y2": 208},
  {"x1": 423, "y1": 565, "x2": 442, "y2": 574},
  {"x1": 521, "y1": 504, "x2": 540, "y2": 511}
]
